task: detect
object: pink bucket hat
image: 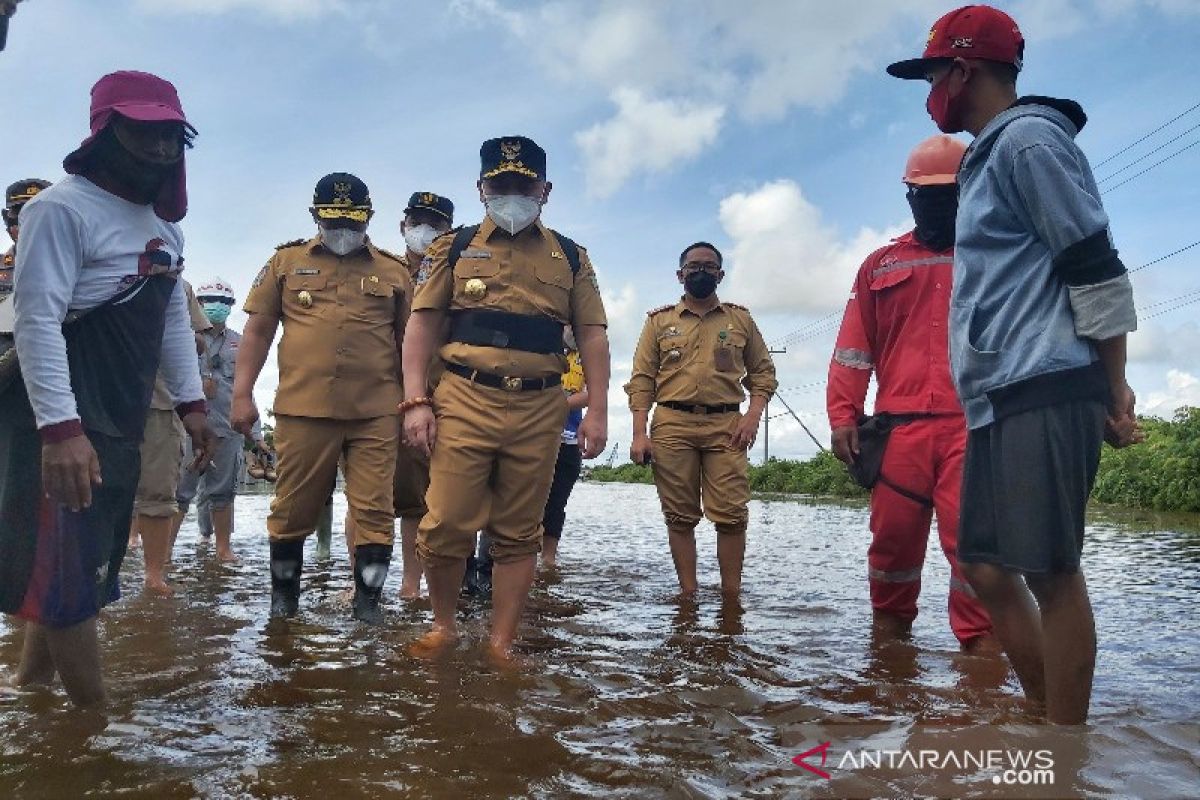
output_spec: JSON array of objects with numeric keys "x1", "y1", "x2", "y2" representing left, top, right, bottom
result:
[{"x1": 63, "y1": 70, "x2": 196, "y2": 222}]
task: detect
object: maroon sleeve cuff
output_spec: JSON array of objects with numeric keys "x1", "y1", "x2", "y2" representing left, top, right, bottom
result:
[
  {"x1": 39, "y1": 418, "x2": 85, "y2": 444},
  {"x1": 176, "y1": 400, "x2": 207, "y2": 419}
]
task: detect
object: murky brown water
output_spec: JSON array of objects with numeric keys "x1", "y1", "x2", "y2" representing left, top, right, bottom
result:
[{"x1": 1, "y1": 483, "x2": 1197, "y2": 799}]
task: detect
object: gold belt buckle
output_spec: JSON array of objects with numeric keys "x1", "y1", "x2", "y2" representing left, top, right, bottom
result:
[{"x1": 502, "y1": 376, "x2": 523, "y2": 392}]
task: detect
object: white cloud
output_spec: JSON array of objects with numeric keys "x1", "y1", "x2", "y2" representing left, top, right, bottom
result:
[
  {"x1": 575, "y1": 89, "x2": 725, "y2": 199},
  {"x1": 137, "y1": 0, "x2": 344, "y2": 18},
  {"x1": 1141, "y1": 369, "x2": 1200, "y2": 419},
  {"x1": 720, "y1": 179, "x2": 907, "y2": 316}
]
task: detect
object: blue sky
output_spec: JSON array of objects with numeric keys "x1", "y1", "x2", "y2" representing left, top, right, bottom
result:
[{"x1": 2, "y1": 0, "x2": 1197, "y2": 461}]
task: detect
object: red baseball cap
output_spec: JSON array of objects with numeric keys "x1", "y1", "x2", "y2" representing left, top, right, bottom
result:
[
  {"x1": 887, "y1": 5, "x2": 1024, "y2": 80},
  {"x1": 63, "y1": 71, "x2": 195, "y2": 222}
]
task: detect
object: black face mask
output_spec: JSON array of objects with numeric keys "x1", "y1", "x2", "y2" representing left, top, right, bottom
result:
[
  {"x1": 91, "y1": 126, "x2": 175, "y2": 202},
  {"x1": 907, "y1": 184, "x2": 958, "y2": 252},
  {"x1": 684, "y1": 270, "x2": 718, "y2": 299}
]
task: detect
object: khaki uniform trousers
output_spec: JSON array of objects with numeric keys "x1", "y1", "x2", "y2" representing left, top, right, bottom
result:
[
  {"x1": 267, "y1": 414, "x2": 398, "y2": 546},
  {"x1": 418, "y1": 372, "x2": 566, "y2": 564},
  {"x1": 392, "y1": 444, "x2": 430, "y2": 519},
  {"x1": 650, "y1": 405, "x2": 750, "y2": 535},
  {"x1": 133, "y1": 408, "x2": 185, "y2": 518}
]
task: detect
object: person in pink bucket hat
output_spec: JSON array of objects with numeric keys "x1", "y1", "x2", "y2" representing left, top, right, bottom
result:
[{"x1": 0, "y1": 70, "x2": 212, "y2": 708}]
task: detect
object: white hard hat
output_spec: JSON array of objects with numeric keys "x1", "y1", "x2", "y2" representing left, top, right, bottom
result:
[{"x1": 197, "y1": 277, "x2": 235, "y2": 302}]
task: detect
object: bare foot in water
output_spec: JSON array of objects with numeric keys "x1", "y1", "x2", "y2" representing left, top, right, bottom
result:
[
  {"x1": 216, "y1": 549, "x2": 239, "y2": 563},
  {"x1": 144, "y1": 579, "x2": 176, "y2": 596},
  {"x1": 409, "y1": 627, "x2": 459, "y2": 661},
  {"x1": 486, "y1": 641, "x2": 535, "y2": 672}
]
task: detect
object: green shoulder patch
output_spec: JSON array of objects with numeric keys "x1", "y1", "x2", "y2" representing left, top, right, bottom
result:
[
  {"x1": 647, "y1": 304, "x2": 675, "y2": 316},
  {"x1": 275, "y1": 238, "x2": 307, "y2": 250},
  {"x1": 723, "y1": 301, "x2": 749, "y2": 311}
]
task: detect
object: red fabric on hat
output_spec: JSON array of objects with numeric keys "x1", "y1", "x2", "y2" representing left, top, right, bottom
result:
[{"x1": 63, "y1": 71, "x2": 192, "y2": 223}]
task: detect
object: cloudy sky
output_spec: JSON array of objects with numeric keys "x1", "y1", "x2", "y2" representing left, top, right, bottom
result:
[{"x1": 2, "y1": 0, "x2": 1197, "y2": 461}]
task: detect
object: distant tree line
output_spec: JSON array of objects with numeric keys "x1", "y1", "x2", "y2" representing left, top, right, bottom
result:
[{"x1": 586, "y1": 407, "x2": 1200, "y2": 513}]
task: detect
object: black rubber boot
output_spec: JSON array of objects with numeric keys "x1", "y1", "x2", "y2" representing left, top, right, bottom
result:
[
  {"x1": 352, "y1": 543, "x2": 392, "y2": 624},
  {"x1": 269, "y1": 539, "x2": 304, "y2": 618}
]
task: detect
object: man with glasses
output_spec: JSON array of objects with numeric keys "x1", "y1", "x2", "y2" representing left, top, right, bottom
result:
[
  {"x1": 173, "y1": 277, "x2": 263, "y2": 563},
  {"x1": 626, "y1": 242, "x2": 777, "y2": 597}
]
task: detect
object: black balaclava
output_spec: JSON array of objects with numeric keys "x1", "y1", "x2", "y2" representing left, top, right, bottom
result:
[{"x1": 907, "y1": 183, "x2": 958, "y2": 252}]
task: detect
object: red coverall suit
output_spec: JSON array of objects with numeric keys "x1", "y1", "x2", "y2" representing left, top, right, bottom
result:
[{"x1": 826, "y1": 232, "x2": 991, "y2": 645}]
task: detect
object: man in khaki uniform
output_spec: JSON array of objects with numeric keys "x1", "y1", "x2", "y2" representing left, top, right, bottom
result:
[
  {"x1": 403, "y1": 136, "x2": 609, "y2": 667},
  {"x1": 2, "y1": 179, "x2": 51, "y2": 301},
  {"x1": 343, "y1": 190, "x2": 455, "y2": 597},
  {"x1": 129, "y1": 280, "x2": 210, "y2": 594},
  {"x1": 626, "y1": 242, "x2": 777, "y2": 596},
  {"x1": 232, "y1": 172, "x2": 411, "y2": 623}
]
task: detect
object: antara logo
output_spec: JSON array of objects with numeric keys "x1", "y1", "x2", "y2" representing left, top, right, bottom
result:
[{"x1": 791, "y1": 741, "x2": 832, "y2": 779}]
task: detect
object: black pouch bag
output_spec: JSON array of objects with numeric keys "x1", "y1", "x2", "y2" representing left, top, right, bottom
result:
[{"x1": 846, "y1": 413, "x2": 933, "y2": 507}]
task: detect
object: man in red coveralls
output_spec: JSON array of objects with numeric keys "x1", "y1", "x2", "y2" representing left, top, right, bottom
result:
[{"x1": 826, "y1": 135, "x2": 995, "y2": 652}]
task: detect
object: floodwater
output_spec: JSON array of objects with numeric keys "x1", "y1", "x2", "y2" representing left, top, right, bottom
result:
[{"x1": 1, "y1": 483, "x2": 1197, "y2": 799}]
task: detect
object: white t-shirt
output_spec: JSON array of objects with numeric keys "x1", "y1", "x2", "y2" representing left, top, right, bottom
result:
[{"x1": 12, "y1": 175, "x2": 204, "y2": 429}]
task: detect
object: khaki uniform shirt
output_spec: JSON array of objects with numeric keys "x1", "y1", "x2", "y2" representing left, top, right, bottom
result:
[
  {"x1": 411, "y1": 218, "x2": 607, "y2": 380},
  {"x1": 0, "y1": 246, "x2": 14, "y2": 302},
  {"x1": 243, "y1": 236, "x2": 411, "y2": 419},
  {"x1": 150, "y1": 280, "x2": 211, "y2": 411},
  {"x1": 625, "y1": 298, "x2": 778, "y2": 411}
]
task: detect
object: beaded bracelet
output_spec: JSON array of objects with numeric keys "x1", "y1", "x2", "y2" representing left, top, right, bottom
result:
[{"x1": 399, "y1": 396, "x2": 433, "y2": 414}]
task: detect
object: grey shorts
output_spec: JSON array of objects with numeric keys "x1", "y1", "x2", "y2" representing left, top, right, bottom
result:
[
  {"x1": 958, "y1": 399, "x2": 1105, "y2": 575},
  {"x1": 177, "y1": 434, "x2": 243, "y2": 509}
]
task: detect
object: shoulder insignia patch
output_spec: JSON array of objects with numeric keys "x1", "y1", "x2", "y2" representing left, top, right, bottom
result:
[
  {"x1": 275, "y1": 238, "x2": 306, "y2": 250},
  {"x1": 723, "y1": 302, "x2": 748, "y2": 311},
  {"x1": 251, "y1": 264, "x2": 270, "y2": 288},
  {"x1": 414, "y1": 257, "x2": 433, "y2": 287},
  {"x1": 647, "y1": 304, "x2": 675, "y2": 316}
]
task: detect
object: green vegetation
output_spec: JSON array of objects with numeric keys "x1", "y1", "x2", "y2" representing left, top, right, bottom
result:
[
  {"x1": 587, "y1": 451, "x2": 866, "y2": 500},
  {"x1": 587, "y1": 407, "x2": 1200, "y2": 513},
  {"x1": 1092, "y1": 407, "x2": 1200, "y2": 513}
]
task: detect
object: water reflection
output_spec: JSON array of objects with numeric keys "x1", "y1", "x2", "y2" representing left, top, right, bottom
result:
[{"x1": 0, "y1": 482, "x2": 1196, "y2": 798}]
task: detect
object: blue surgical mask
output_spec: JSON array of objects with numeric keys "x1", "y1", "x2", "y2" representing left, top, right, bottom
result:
[{"x1": 203, "y1": 301, "x2": 231, "y2": 324}]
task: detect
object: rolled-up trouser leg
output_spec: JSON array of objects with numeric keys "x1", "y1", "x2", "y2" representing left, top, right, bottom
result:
[
  {"x1": 486, "y1": 388, "x2": 565, "y2": 564},
  {"x1": 698, "y1": 411, "x2": 750, "y2": 534},
  {"x1": 867, "y1": 423, "x2": 936, "y2": 622},
  {"x1": 649, "y1": 406, "x2": 703, "y2": 530},
  {"x1": 266, "y1": 415, "x2": 344, "y2": 543},
  {"x1": 341, "y1": 415, "x2": 399, "y2": 547},
  {"x1": 418, "y1": 374, "x2": 499, "y2": 564}
]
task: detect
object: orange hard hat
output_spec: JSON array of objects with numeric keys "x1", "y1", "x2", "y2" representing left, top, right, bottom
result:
[{"x1": 903, "y1": 134, "x2": 967, "y2": 185}]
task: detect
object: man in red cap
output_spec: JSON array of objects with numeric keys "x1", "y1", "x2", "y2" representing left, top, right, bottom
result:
[
  {"x1": 889, "y1": 6, "x2": 1140, "y2": 723},
  {"x1": 0, "y1": 70, "x2": 211, "y2": 707},
  {"x1": 827, "y1": 135, "x2": 994, "y2": 654}
]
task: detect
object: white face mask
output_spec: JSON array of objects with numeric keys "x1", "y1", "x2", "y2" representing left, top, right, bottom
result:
[
  {"x1": 485, "y1": 194, "x2": 541, "y2": 235},
  {"x1": 321, "y1": 227, "x2": 366, "y2": 256},
  {"x1": 403, "y1": 224, "x2": 439, "y2": 255}
]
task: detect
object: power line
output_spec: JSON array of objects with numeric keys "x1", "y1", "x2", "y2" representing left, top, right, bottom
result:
[
  {"x1": 1138, "y1": 287, "x2": 1200, "y2": 313},
  {"x1": 1094, "y1": 100, "x2": 1200, "y2": 168},
  {"x1": 1097, "y1": 121, "x2": 1200, "y2": 183},
  {"x1": 772, "y1": 309, "x2": 843, "y2": 348},
  {"x1": 1142, "y1": 294, "x2": 1200, "y2": 321},
  {"x1": 1102, "y1": 139, "x2": 1200, "y2": 194},
  {"x1": 1130, "y1": 239, "x2": 1200, "y2": 274}
]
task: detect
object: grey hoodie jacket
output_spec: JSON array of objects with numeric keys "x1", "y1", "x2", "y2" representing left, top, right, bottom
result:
[{"x1": 951, "y1": 97, "x2": 1137, "y2": 429}]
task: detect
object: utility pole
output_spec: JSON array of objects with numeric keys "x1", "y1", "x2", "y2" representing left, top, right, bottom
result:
[{"x1": 763, "y1": 347, "x2": 787, "y2": 464}]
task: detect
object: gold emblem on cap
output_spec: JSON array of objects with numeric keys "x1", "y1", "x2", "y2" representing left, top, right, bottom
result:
[
  {"x1": 421, "y1": 193, "x2": 436, "y2": 205},
  {"x1": 500, "y1": 140, "x2": 522, "y2": 159},
  {"x1": 464, "y1": 278, "x2": 487, "y2": 300},
  {"x1": 298, "y1": 290, "x2": 313, "y2": 308}
]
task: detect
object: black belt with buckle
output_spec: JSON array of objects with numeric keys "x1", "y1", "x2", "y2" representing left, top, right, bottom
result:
[
  {"x1": 660, "y1": 401, "x2": 741, "y2": 414},
  {"x1": 444, "y1": 361, "x2": 562, "y2": 392}
]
